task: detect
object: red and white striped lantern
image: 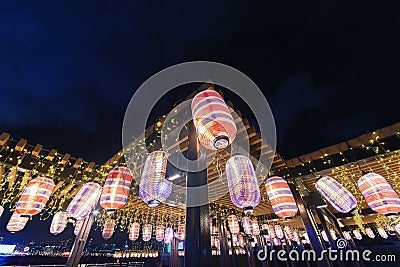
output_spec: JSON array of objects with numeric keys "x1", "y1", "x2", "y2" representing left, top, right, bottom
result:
[
  {"x1": 252, "y1": 220, "x2": 260, "y2": 236},
  {"x1": 267, "y1": 224, "x2": 276, "y2": 239},
  {"x1": 67, "y1": 182, "x2": 101, "y2": 220},
  {"x1": 156, "y1": 225, "x2": 165, "y2": 241},
  {"x1": 142, "y1": 224, "x2": 152, "y2": 241},
  {"x1": 7, "y1": 213, "x2": 29, "y2": 232},
  {"x1": 164, "y1": 227, "x2": 174, "y2": 244},
  {"x1": 358, "y1": 173, "x2": 400, "y2": 214},
  {"x1": 191, "y1": 90, "x2": 237, "y2": 150},
  {"x1": 50, "y1": 211, "x2": 68, "y2": 235},
  {"x1": 100, "y1": 166, "x2": 133, "y2": 212},
  {"x1": 284, "y1": 226, "x2": 293, "y2": 240},
  {"x1": 177, "y1": 223, "x2": 185, "y2": 241},
  {"x1": 265, "y1": 176, "x2": 298, "y2": 218},
  {"x1": 241, "y1": 216, "x2": 252, "y2": 235},
  {"x1": 102, "y1": 219, "x2": 116, "y2": 240},
  {"x1": 227, "y1": 214, "x2": 240, "y2": 234},
  {"x1": 275, "y1": 225, "x2": 284, "y2": 239},
  {"x1": 74, "y1": 220, "x2": 84, "y2": 236},
  {"x1": 129, "y1": 223, "x2": 140, "y2": 241},
  {"x1": 15, "y1": 177, "x2": 55, "y2": 216}
]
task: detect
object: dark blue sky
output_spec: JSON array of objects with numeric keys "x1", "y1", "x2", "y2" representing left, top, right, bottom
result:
[{"x1": 1, "y1": 1, "x2": 400, "y2": 243}]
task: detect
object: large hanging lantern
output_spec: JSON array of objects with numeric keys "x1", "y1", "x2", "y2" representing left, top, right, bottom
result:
[
  {"x1": 265, "y1": 176, "x2": 298, "y2": 218},
  {"x1": 102, "y1": 219, "x2": 116, "y2": 240},
  {"x1": 50, "y1": 211, "x2": 68, "y2": 235},
  {"x1": 315, "y1": 176, "x2": 357, "y2": 213},
  {"x1": 178, "y1": 223, "x2": 185, "y2": 241},
  {"x1": 15, "y1": 177, "x2": 55, "y2": 216},
  {"x1": 67, "y1": 182, "x2": 101, "y2": 220},
  {"x1": 358, "y1": 173, "x2": 400, "y2": 214},
  {"x1": 7, "y1": 213, "x2": 29, "y2": 232},
  {"x1": 74, "y1": 220, "x2": 84, "y2": 236},
  {"x1": 275, "y1": 225, "x2": 284, "y2": 239},
  {"x1": 353, "y1": 229, "x2": 362, "y2": 240},
  {"x1": 156, "y1": 225, "x2": 165, "y2": 241},
  {"x1": 142, "y1": 224, "x2": 153, "y2": 241},
  {"x1": 164, "y1": 227, "x2": 174, "y2": 244},
  {"x1": 252, "y1": 220, "x2": 260, "y2": 236},
  {"x1": 241, "y1": 216, "x2": 252, "y2": 235},
  {"x1": 100, "y1": 166, "x2": 133, "y2": 212},
  {"x1": 377, "y1": 228, "x2": 388, "y2": 239},
  {"x1": 0, "y1": 206, "x2": 4, "y2": 218},
  {"x1": 226, "y1": 155, "x2": 261, "y2": 213},
  {"x1": 365, "y1": 227, "x2": 375, "y2": 239},
  {"x1": 129, "y1": 223, "x2": 140, "y2": 241},
  {"x1": 139, "y1": 151, "x2": 172, "y2": 207},
  {"x1": 227, "y1": 214, "x2": 239, "y2": 234},
  {"x1": 191, "y1": 90, "x2": 237, "y2": 150}
]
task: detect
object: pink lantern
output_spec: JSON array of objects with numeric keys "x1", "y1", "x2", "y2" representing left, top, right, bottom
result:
[
  {"x1": 238, "y1": 233, "x2": 244, "y2": 246},
  {"x1": 265, "y1": 176, "x2": 298, "y2": 218},
  {"x1": 129, "y1": 223, "x2": 140, "y2": 241},
  {"x1": 164, "y1": 227, "x2": 174, "y2": 244},
  {"x1": 15, "y1": 177, "x2": 55, "y2": 216},
  {"x1": 178, "y1": 223, "x2": 185, "y2": 241},
  {"x1": 343, "y1": 231, "x2": 352, "y2": 240},
  {"x1": 100, "y1": 166, "x2": 133, "y2": 212},
  {"x1": 252, "y1": 220, "x2": 260, "y2": 236},
  {"x1": 275, "y1": 225, "x2": 284, "y2": 239},
  {"x1": 156, "y1": 225, "x2": 165, "y2": 241},
  {"x1": 191, "y1": 90, "x2": 237, "y2": 150},
  {"x1": 377, "y1": 228, "x2": 388, "y2": 239},
  {"x1": 273, "y1": 238, "x2": 281, "y2": 246},
  {"x1": 365, "y1": 228, "x2": 375, "y2": 239},
  {"x1": 241, "y1": 217, "x2": 252, "y2": 235},
  {"x1": 315, "y1": 176, "x2": 357, "y2": 213},
  {"x1": 292, "y1": 230, "x2": 299, "y2": 242},
  {"x1": 358, "y1": 173, "x2": 400, "y2": 214},
  {"x1": 50, "y1": 211, "x2": 68, "y2": 235},
  {"x1": 227, "y1": 214, "x2": 240, "y2": 234},
  {"x1": 267, "y1": 224, "x2": 276, "y2": 238},
  {"x1": 74, "y1": 220, "x2": 84, "y2": 236},
  {"x1": 102, "y1": 219, "x2": 116, "y2": 240},
  {"x1": 226, "y1": 155, "x2": 261, "y2": 213},
  {"x1": 67, "y1": 182, "x2": 101, "y2": 220},
  {"x1": 353, "y1": 229, "x2": 362, "y2": 240},
  {"x1": 7, "y1": 213, "x2": 29, "y2": 232},
  {"x1": 142, "y1": 224, "x2": 152, "y2": 241},
  {"x1": 139, "y1": 151, "x2": 172, "y2": 207}
]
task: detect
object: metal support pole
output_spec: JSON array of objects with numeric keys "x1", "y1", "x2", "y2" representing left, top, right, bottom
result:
[
  {"x1": 184, "y1": 121, "x2": 211, "y2": 267},
  {"x1": 169, "y1": 237, "x2": 179, "y2": 267},
  {"x1": 66, "y1": 215, "x2": 94, "y2": 267},
  {"x1": 218, "y1": 217, "x2": 231, "y2": 267}
]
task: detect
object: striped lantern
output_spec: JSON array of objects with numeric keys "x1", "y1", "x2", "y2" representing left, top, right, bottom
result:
[
  {"x1": 67, "y1": 182, "x2": 101, "y2": 220},
  {"x1": 164, "y1": 227, "x2": 174, "y2": 244},
  {"x1": 252, "y1": 220, "x2": 260, "y2": 236},
  {"x1": 353, "y1": 229, "x2": 362, "y2": 240},
  {"x1": 178, "y1": 223, "x2": 185, "y2": 241},
  {"x1": 155, "y1": 225, "x2": 165, "y2": 241},
  {"x1": 275, "y1": 225, "x2": 284, "y2": 239},
  {"x1": 241, "y1": 216, "x2": 252, "y2": 235},
  {"x1": 267, "y1": 224, "x2": 276, "y2": 239},
  {"x1": 330, "y1": 229, "x2": 337, "y2": 240},
  {"x1": 343, "y1": 231, "x2": 352, "y2": 240},
  {"x1": 315, "y1": 176, "x2": 357, "y2": 213},
  {"x1": 102, "y1": 219, "x2": 116, "y2": 240},
  {"x1": 214, "y1": 237, "x2": 220, "y2": 249},
  {"x1": 191, "y1": 90, "x2": 237, "y2": 150},
  {"x1": 15, "y1": 177, "x2": 55, "y2": 216},
  {"x1": 74, "y1": 220, "x2": 84, "y2": 236},
  {"x1": 139, "y1": 151, "x2": 172, "y2": 207},
  {"x1": 6, "y1": 213, "x2": 29, "y2": 232},
  {"x1": 227, "y1": 214, "x2": 240, "y2": 234},
  {"x1": 129, "y1": 223, "x2": 140, "y2": 241},
  {"x1": 377, "y1": 228, "x2": 388, "y2": 239},
  {"x1": 50, "y1": 211, "x2": 68, "y2": 235},
  {"x1": 238, "y1": 233, "x2": 244, "y2": 247},
  {"x1": 232, "y1": 234, "x2": 238, "y2": 245},
  {"x1": 284, "y1": 226, "x2": 293, "y2": 240},
  {"x1": 394, "y1": 224, "x2": 400, "y2": 236},
  {"x1": 142, "y1": 224, "x2": 152, "y2": 241},
  {"x1": 365, "y1": 227, "x2": 375, "y2": 239},
  {"x1": 100, "y1": 166, "x2": 133, "y2": 212},
  {"x1": 226, "y1": 155, "x2": 261, "y2": 213},
  {"x1": 265, "y1": 176, "x2": 298, "y2": 218},
  {"x1": 0, "y1": 206, "x2": 4, "y2": 218},
  {"x1": 321, "y1": 231, "x2": 329, "y2": 242},
  {"x1": 358, "y1": 173, "x2": 400, "y2": 214},
  {"x1": 292, "y1": 230, "x2": 299, "y2": 242}
]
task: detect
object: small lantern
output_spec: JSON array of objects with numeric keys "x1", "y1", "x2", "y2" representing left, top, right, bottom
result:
[
  {"x1": 74, "y1": 220, "x2": 84, "y2": 236},
  {"x1": 142, "y1": 224, "x2": 152, "y2": 241},
  {"x1": 377, "y1": 228, "x2": 388, "y2": 239},
  {"x1": 252, "y1": 220, "x2": 260, "y2": 236},
  {"x1": 329, "y1": 229, "x2": 337, "y2": 240},
  {"x1": 365, "y1": 228, "x2": 375, "y2": 239},
  {"x1": 129, "y1": 223, "x2": 140, "y2": 241},
  {"x1": 0, "y1": 206, "x2": 4, "y2": 218},
  {"x1": 7, "y1": 213, "x2": 29, "y2": 232},
  {"x1": 67, "y1": 182, "x2": 101, "y2": 220},
  {"x1": 353, "y1": 229, "x2": 362, "y2": 240},
  {"x1": 267, "y1": 224, "x2": 276, "y2": 239},
  {"x1": 241, "y1": 216, "x2": 252, "y2": 235},
  {"x1": 50, "y1": 211, "x2": 68, "y2": 235},
  {"x1": 102, "y1": 219, "x2": 116, "y2": 240},
  {"x1": 164, "y1": 227, "x2": 174, "y2": 244},
  {"x1": 343, "y1": 231, "x2": 352, "y2": 240},
  {"x1": 265, "y1": 176, "x2": 298, "y2": 218},
  {"x1": 284, "y1": 226, "x2": 293, "y2": 240},
  {"x1": 227, "y1": 214, "x2": 240, "y2": 234},
  {"x1": 178, "y1": 223, "x2": 185, "y2": 241},
  {"x1": 156, "y1": 225, "x2": 165, "y2": 241},
  {"x1": 275, "y1": 225, "x2": 284, "y2": 239}
]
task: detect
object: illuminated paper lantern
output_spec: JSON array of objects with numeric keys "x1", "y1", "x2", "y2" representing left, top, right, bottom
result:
[
  {"x1": 142, "y1": 224, "x2": 152, "y2": 241},
  {"x1": 315, "y1": 176, "x2": 357, "y2": 213},
  {"x1": 353, "y1": 229, "x2": 362, "y2": 240},
  {"x1": 238, "y1": 233, "x2": 244, "y2": 246},
  {"x1": 358, "y1": 173, "x2": 400, "y2": 214},
  {"x1": 191, "y1": 90, "x2": 237, "y2": 150},
  {"x1": 50, "y1": 211, "x2": 68, "y2": 235},
  {"x1": 321, "y1": 231, "x2": 329, "y2": 242},
  {"x1": 100, "y1": 166, "x2": 133, "y2": 212},
  {"x1": 275, "y1": 225, "x2": 284, "y2": 239},
  {"x1": 330, "y1": 229, "x2": 337, "y2": 240},
  {"x1": 0, "y1": 206, "x2": 4, "y2": 218},
  {"x1": 394, "y1": 224, "x2": 400, "y2": 236},
  {"x1": 214, "y1": 237, "x2": 220, "y2": 249},
  {"x1": 129, "y1": 223, "x2": 140, "y2": 241},
  {"x1": 227, "y1": 214, "x2": 240, "y2": 234},
  {"x1": 343, "y1": 231, "x2": 352, "y2": 240},
  {"x1": 7, "y1": 213, "x2": 29, "y2": 232},
  {"x1": 241, "y1": 217, "x2": 252, "y2": 235},
  {"x1": 102, "y1": 219, "x2": 116, "y2": 240},
  {"x1": 156, "y1": 225, "x2": 165, "y2": 241},
  {"x1": 273, "y1": 238, "x2": 281, "y2": 246},
  {"x1": 15, "y1": 177, "x2": 55, "y2": 216},
  {"x1": 292, "y1": 230, "x2": 299, "y2": 242},
  {"x1": 139, "y1": 151, "x2": 172, "y2": 207},
  {"x1": 74, "y1": 220, "x2": 84, "y2": 235},
  {"x1": 178, "y1": 223, "x2": 185, "y2": 241},
  {"x1": 67, "y1": 182, "x2": 101, "y2": 220},
  {"x1": 226, "y1": 155, "x2": 261, "y2": 213},
  {"x1": 267, "y1": 224, "x2": 276, "y2": 238},
  {"x1": 252, "y1": 220, "x2": 260, "y2": 236},
  {"x1": 164, "y1": 227, "x2": 174, "y2": 244},
  {"x1": 365, "y1": 228, "x2": 375, "y2": 239},
  {"x1": 377, "y1": 228, "x2": 388, "y2": 239},
  {"x1": 284, "y1": 226, "x2": 293, "y2": 240},
  {"x1": 232, "y1": 234, "x2": 238, "y2": 245},
  {"x1": 265, "y1": 176, "x2": 298, "y2": 218}
]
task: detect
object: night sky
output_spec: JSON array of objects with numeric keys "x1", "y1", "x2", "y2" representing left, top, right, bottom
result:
[{"x1": 1, "y1": 1, "x2": 400, "y2": 245}]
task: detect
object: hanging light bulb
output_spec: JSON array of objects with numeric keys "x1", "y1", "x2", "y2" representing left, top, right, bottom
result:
[
  {"x1": 142, "y1": 224, "x2": 152, "y2": 241},
  {"x1": 129, "y1": 223, "x2": 140, "y2": 241},
  {"x1": 227, "y1": 214, "x2": 239, "y2": 234},
  {"x1": 139, "y1": 151, "x2": 172, "y2": 207},
  {"x1": 241, "y1": 217, "x2": 252, "y2": 235},
  {"x1": 50, "y1": 211, "x2": 68, "y2": 235},
  {"x1": 226, "y1": 155, "x2": 261, "y2": 213},
  {"x1": 156, "y1": 225, "x2": 165, "y2": 241},
  {"x1": 191, "y1": 90, "x2": 237, "y2": 150},
  {"x1": 67, "y1": 182, "x2": 101, "y2": 220},
  {"x1": 265, "y1": 176, "x2": 298, "y2": 218},
  {"x1": 164, "y1": 227, "x2": 174, "y2": 244},
  {"x1": 102, "y1": 219, "x2": 116, "y2": 240},
  {"x1": 315, "y1": 176, "x2": 357, "y2": 213},
  {"x1": 7, "y1": 213, "x2": 29, "y2": 233},
  {"x1": 100, "y1": 166, "x2": 133, "y2": 213},
  {"x1": 377, "y1": 228, "x2": 388, "y2": 239},
  {"x1": 358, "y1": 173, "x2": 400, "y2": 215}
]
